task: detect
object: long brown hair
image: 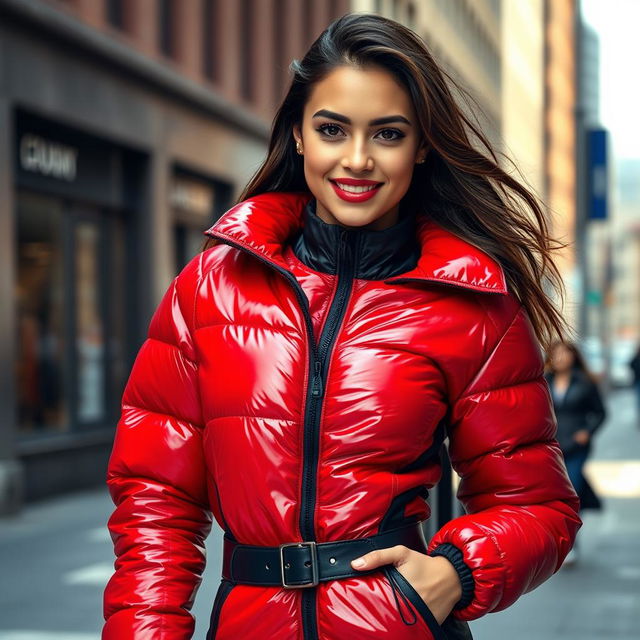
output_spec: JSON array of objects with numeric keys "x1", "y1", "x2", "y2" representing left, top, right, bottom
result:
[{"x1": 203, "y1": 13, "x2": 568, "y2": 347}]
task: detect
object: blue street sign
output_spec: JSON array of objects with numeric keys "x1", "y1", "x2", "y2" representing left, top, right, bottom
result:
[{"x1": 587, "y1": 128, "x2": 608, "y2": 220}]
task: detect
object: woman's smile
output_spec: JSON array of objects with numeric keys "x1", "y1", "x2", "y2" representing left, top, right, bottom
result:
[{"x1": 329, "y1": 177, "x2": 383, "y2": 202}]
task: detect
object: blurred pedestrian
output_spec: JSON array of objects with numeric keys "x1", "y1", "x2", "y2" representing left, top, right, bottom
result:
[
  {"x1": 629, "y1": 343, "x2": 640, "y2": 421},
  {"x1": 545, "y1": 340, "x2": 607, "y2": 566},
  {"x1": 102, "y1": 13, "x2": 581, "y2": 640}
]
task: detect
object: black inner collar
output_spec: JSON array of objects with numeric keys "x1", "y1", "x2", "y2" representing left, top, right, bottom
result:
[{"x1": 291, "y1": 199, "x2": 420, "y2": 280}]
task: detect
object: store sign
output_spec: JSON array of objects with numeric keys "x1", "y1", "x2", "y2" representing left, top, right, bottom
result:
[
  {"x1": 15, "y1": 111, "x2": 127, "y2": 209},
  {"x1": 171, "y1": 176, "x2": 214, "y2": 218},
  {"x1": 20, "y1": 134, "x2": 79, "y2": 182}
]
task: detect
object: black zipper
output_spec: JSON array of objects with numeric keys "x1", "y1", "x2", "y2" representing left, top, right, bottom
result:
[
  {"x1": 300, "y1": 228, "x2": 357, "y2": 540},
  {"x1": 300, "y1": 229, "x2": 357, "y2": 640},
  {"x1": 208, "y1": 231, "x2": 357, "y2": 640}
]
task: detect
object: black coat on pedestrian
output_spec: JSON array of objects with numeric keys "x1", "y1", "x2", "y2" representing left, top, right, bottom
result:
[
  {"x1": 544, "y1": 368, "x2": 607, "y2": 455},
  {"x1": 629, "y1": 348, "x2": 640, "y2": 384}
]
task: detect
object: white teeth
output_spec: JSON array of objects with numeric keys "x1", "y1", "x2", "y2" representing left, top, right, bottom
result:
[{"x1": 335, "y1": 183, "x2": 378, "y2": 193}]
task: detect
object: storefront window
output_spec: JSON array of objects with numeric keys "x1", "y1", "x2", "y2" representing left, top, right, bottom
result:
[
  {"x1": 16, "y1": 192, "x2": 68, "y2": 434},
  {"x1": 15, "y1": 191, "x2": 128, "y2": 437}
]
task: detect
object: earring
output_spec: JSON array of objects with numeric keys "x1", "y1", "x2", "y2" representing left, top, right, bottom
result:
[
  {"x1": 296, "y1": 141, "x2": 303, "y2": 155},
  {"x1": 416, "y1": 157, "x2": 425, "y2": 164}
]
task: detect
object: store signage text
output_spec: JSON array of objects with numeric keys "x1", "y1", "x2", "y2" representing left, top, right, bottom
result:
[
  {"x1": 171, "y1": 177, "x2": 214, "y2": 217},
  {"x1": 20, "y1": 134, "x2": 78, "y2": 182}
]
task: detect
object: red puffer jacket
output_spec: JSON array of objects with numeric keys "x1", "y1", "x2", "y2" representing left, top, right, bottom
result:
[{"x1": 103, "y1": 191, "x2": 581, "y2": 640}]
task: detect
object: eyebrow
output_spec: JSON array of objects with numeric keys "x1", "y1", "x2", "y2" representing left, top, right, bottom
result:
[{"x1": 312, "y1": 109, "x2": 411, "y2": 126}]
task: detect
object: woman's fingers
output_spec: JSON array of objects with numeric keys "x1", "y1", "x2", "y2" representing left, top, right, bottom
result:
[
  {"x1": 350, "y1": 545, "x2": 408, "y2": 570},
  {"x1": 350, "y1": 548, "x2": 461, "y2": 625}
]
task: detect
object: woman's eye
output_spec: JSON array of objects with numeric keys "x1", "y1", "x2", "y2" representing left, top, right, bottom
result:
[
  {"x1": 376, "y1": 128, "x2": 405, "y2": 141},
  {"x1": 317, "y1": 124, "x2": 344, "y2": 138}
]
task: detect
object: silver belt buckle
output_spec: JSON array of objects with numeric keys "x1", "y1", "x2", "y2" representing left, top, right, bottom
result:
[{"x1": 279, "y1": 541, "x2": 319, "y2": 588}]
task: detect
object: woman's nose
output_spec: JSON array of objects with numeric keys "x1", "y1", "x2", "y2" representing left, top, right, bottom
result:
[{"x1": 341, "y1": 140, "x2": 373, "y2": 172}]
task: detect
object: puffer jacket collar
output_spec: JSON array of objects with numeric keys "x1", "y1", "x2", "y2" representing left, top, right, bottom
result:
[
  {"x1": 205, "y1": 191, "x2": 508, "y2": 294},
  {"x1": 292, "y1": 197, "x2": 420, "y2": 280}
]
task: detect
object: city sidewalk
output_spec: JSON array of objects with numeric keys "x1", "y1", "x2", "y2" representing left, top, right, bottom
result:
[{"x1": 1, "y1": 389, "x2": 638, "y2": 640}]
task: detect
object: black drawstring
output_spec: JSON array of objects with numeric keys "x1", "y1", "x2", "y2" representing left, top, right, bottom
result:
[{"x1": 383, "y1": 566, "x2": 417, "y2": 626}]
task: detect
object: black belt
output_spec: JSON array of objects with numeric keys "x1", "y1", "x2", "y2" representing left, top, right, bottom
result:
[{"x1": 221, "y1": 521, "x2": 427, "y2": 588}]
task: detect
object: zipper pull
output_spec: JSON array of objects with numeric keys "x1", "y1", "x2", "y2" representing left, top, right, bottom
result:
[
  {"x1": 384, "y1": 567, "x2": 417, "y2": 626},
  {"x1": 311, "y1": 360, "x2": 324, "y2": 398}
]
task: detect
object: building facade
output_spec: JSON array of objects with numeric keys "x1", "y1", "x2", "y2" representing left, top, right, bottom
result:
[
  {"x1": 544, "y1": 0, "x2": 579, "y2": 331},
  {"x1": 0, "y1": 0, "x2": 582, "y2": 514},
  {"x1": 501, "y1": 0, "x2": 546, "y2": 197},
  {"x1": 0, "y1": 0, "x2": 348, "y2": 513}
]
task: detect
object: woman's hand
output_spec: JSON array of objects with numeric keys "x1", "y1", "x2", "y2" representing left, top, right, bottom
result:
[
  {"x1": 350, "y1": 545, "x2": 462, "y2": 625},
  {"x1": 573, "y1": 429, "x2": 591, "y2": 446}
]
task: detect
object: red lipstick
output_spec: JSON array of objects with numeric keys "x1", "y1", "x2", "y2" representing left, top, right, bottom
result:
[{"x1": 329, "y1": 178, "x2": 383, "y2": 203}]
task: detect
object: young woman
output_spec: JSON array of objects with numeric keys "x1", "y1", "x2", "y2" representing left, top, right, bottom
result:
[
  {"x1": 544, "y1": 341, "x2": 606, "y2": 565},
  {"x1": 102, "y1": 13, "x2": 581, "y2": 640}
]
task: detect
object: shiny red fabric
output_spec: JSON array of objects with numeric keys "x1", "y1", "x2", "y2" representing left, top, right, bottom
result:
[{"x1": 103, "y1": 191, "x2": 581, "y2": 639}]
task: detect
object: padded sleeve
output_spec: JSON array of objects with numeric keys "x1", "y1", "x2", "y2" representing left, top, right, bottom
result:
[
  {"x1": 427, "y1": 303, "x2": 582, "y2": 621},
  {"x1": 102, "y1": 254, "x2": 213, "y2": 640}
]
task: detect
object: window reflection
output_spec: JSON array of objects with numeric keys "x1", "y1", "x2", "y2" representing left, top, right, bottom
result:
[
  {"x1": 75, "y1": 220, "x2": 105, "y2": 423},
  {"x1": 16, "y1": 192, "x2": 68, "y2": 433}
]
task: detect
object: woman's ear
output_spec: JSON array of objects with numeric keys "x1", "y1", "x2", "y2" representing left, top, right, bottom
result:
[
  {"x1": 292, "y1": 123, "x2": 302, "y2": 146},
  {"x1": 415, "y1": 144, "x2": 429, "y2": 164}
]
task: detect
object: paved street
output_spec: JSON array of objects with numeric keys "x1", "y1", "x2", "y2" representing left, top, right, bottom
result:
[{"x1": 1, "y1": 389, "x2": 638, "y2": 640}]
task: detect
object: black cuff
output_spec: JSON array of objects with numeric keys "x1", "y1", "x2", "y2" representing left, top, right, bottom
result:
[{"x1": 428, "y1": 543, "x2": 475, "y2": 610}]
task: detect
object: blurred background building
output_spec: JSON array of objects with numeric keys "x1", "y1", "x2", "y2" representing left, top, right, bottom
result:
[
  {"x1": 614, "y1": 158, "x2": 640, "y2": 340},
  {"x1": 0, "y1": 0, "x2": 618, "y2": 514},
  {"x1": 0, "y1": 0, "x2": 349, "y2": 513}
]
